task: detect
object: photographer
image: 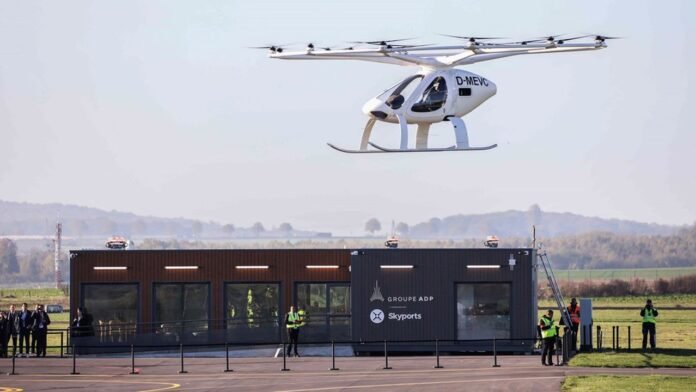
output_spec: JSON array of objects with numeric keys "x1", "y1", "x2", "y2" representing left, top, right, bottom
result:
[{"x1": 640, "y1": 299, "x2": 658, "y2": 351}]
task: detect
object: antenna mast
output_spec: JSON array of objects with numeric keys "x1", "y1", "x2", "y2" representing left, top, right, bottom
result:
[{"x1": 53, "y1": 222, "x2": 63, "y2": 289}]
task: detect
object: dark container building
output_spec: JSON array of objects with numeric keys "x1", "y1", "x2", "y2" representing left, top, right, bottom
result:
[{"x1": 69, "y1": 248, "x2": 537, "y2": 353}]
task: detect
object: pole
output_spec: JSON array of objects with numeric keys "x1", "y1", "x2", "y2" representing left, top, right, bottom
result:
[
  {"x1": 8, "y1": 346, "x2": 16, "y2": 375},
  {"x1": 281, "y1": 343, "x2": 289, "y2": 371},
  {"x1": 434, "y1": 339, "x2": 443, "y2": 369},
  {"x1": 224, "y1": 343, "x2": 233, "y2": 372},
  {"x1": 596, "y1": 325, "x2": 601, "y2": 351},
  {"x1": 555, "y1": 336, "x2": 560, "y2": 366},
  {"x1": 129, "y1": 344, "x2": 137, "y2": 375},
  {"x1": 330, "y1": 340, "x2": 339, "y2": 371},
  {"x1": 70, "y1": 344, "x2": 79, "y2": 375},
  {"x1": 617, "y1": 326, "x2": 620, "y2": 350},
  {"x1": 628, "y1": 326, "x2": 631, "y2": 350},
  {"x1": 383, "y1": 340, "x2": 392, "y2": 370},
  {"x1": 178, "y1": 344, "x2": 187, "y2": 374},
  {"x1": 60, "y1": 331, "x2": 64, "y2": 358},
  {"x1": 492, "y1": 338, "x2": 500, "y2": 367},
  {"x1": 611, "y1": 326, "x2": 615, "y2": 350}
]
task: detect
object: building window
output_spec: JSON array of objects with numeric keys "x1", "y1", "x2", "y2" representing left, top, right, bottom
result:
[
  {"x1": 296, "y1": 283, "x2": 351, "y2": 341},
  {"x1": 456, "y1": 283, "x2": 511, "y2": 340},
  {"x1": 225, "y1": 283, "x2": 280, "y2": 343},
  {"x1": 82, "y1": 283, "x2": 138, "y2": 342},
  {"x1": 154, "y1": 283, "x2": 209, "y2": 339}
]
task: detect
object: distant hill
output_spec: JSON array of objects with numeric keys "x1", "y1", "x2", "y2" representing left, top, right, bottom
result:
[
  {"x1": 407, "y1": 204, "x2": 680, "y2": 239},
  {"x1": 0, "y1": 200, "x2": 681, "y2": 239},
  {"x1": 0, "y1": 200, "x2": 312, "y2": 238}
]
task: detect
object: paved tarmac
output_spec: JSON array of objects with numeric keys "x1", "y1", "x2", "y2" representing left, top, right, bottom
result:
[{"x1": 1, "y1": 355, "x2": 694, "y2": 391}]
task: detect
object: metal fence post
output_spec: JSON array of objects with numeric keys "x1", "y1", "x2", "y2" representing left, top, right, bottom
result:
[
  {"x1": 8, "y1": 346, "x2": 17, "y2": 375},
  {"x1": 178, "y1": 344, "x2": 187, "y2": 374},
  {"x1": 611, "y1": 326, "x2": 616, "y2": 350},
  {"x1": 70, "y1": 344, "x2": 79, "y2": 375},
  {"x1": 281, "y1": 343, "x2": 289, "y2": 371},
  {"x1": 330, "y1": 340, "x2": 339, "y2": 371},
  {"x1": 555, "y1": 336, "x2": 560, "y2": 366},
  {"x1": 224, "y1": 343, "x2": 233, "y2": 373},
  {"x1": 617, "y1": 326, "x2": 620, "y2": 350},
  {"x1": 434, "y1": 339, "x2": 443, "y2": 369},
  {"x1": 628, "y1": 326, "x2": 631, "y2": 350},
  {"x1": 129, "y1": 345, "x2": 137, "y2": 375},
  {"x1": 596, "y1": 325, "x2": 601, "y2": 351},
  {"x1": 383, "y1": 340, "x2": 392, "y2": 370},
  {"x1": 60, "y1": 332, "x2": 64, "y2": 358},
  {"x1": 492, "y1": 338, "x2": 500, "y2": 367}
]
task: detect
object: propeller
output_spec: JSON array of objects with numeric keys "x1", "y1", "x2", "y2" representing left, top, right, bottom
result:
[
  {"x1": 594, "y1": 35, "x2": 622, "y2": 42},
  {"x1": 440, "y1": 34, "x2": 505, "y2": 43},
  {"x1": 249, "y1": 45, "x2": 288, "y2": 53},
  {"x1": 349, "y1": 38, "x2": 418, "y2": 48}
]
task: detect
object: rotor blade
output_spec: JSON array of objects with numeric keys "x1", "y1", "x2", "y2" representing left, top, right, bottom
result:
[
  {"x1": 349, "y1": 38, "x2": 417, "y2": 45},
  {"x1": 440, "y1": 34, "x2": 505, "y2": 40},
  {"x1": 595, "y1": 35, "x2": 622, "y2": 40}
]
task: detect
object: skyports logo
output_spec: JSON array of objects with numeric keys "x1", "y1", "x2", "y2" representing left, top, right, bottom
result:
[
  {"x1": 370, "y1": 309, "x2": 385, "y2": 324},
  {"x1": 389, "y1": 312, "x2": 422, "y2": 321}
]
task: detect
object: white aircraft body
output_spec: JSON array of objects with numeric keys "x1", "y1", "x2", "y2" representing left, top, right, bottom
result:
[{"x1": 259, "y1": 35, "x2": 615, "y2": 153}]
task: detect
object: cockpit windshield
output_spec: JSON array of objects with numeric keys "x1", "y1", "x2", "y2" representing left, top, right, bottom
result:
[
  {"x1": 411, "y1": 76, "x2": 448, "y2": 113},
  {"x1": 377, "y1": 75, "x2": 424, "y2": 110}
]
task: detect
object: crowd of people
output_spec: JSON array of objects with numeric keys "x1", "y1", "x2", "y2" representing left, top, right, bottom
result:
[{"x1": 0, "y1": 303, "x2": 51, "y2": 357}]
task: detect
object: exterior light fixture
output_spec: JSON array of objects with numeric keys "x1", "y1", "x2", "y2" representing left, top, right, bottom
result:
[
  {"x1": 93, "y1": 266, "x2": 128, "y2": 271},
  {"x1": 509, "y1": 254, "x2": 517, "y2": 271},
  {"x1": 306, "y1": 265, "x2": 340, "y2": 269},
  {"x1": 235, "y1": 265, "x2": 269, "y2": 270},
  {"x1": 380, "y1": 265, "x2": 414, "y2": 269},
  {"x1": 467, "y1": 265, "x2": 501, "y2": 269},
  {"x1": 164, "y1": 266, "x2": 199, "y2": 270}
]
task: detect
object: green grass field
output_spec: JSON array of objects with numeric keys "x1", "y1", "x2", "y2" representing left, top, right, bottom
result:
[
  {"x1": 570, "y1": 350, "x2": 696, "y2": 368},
  {"x1": 540, "y1": 267, "x2": 696, "y2": 281},
  {"x1": 562, "y1": 375, "x2": 696, "y2": 391}
]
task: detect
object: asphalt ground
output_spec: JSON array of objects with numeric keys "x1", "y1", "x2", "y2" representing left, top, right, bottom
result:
[{"x1": 1, "y1": 355, "x2": 695, "y2": 392}]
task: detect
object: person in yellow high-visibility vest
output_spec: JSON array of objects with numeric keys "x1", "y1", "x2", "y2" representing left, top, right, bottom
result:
[
  {"x1": 285, "y1": 306, "x2": 301, "y2": 357},
  {"x1": 640, "y1": 299, "x2": 658, "y2": 351},
  {"x1": 297, "y1": 308, "x2": 307, "y2": 327},
  {"x1": 539, "y1": 309, "x2": 557, "y2": 366}
]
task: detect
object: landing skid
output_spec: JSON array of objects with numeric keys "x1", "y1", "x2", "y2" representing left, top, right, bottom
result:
[
  {"x1": 327, "y1": 143, "x2": 392, "y2": 154},
  {"x1": 369, "y1": 142, "x2": 497, "y2": 153}
]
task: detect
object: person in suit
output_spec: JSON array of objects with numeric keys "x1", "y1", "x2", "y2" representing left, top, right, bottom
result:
[
  {"x1": 71, "y1": 307, "x2": 94, "y2": 337},
  {"x1": 17, "y1": 303, "x2": 32, "y2": 357},
  {"x1": 8, "y1": 304, "x2": 20, "y2": 356},
  {"x1": 0, "y1": 311, "x2": 9, "y2": 357},
  {"x1": 31, "y1": 304, "x2": 51, "y2": 357}
]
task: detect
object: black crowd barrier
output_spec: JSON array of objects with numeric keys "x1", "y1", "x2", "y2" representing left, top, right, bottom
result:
[{"x1": 1, "y1": 335, "x2": 576, "y2": 376}]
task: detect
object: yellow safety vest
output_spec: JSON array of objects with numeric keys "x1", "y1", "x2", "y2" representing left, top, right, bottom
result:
[
  {"x1": 642, "y1": 308, "x2": 657, "y2": 324},
  {"x1": 540, "y1": 316, "x2": 557, "y2": 339},
  {"x1": 297, "y1": 310, "x2": 307, "y2": 327},
  {"x1": 287, "y1": 312, "x2": 300, "y2": 329}
]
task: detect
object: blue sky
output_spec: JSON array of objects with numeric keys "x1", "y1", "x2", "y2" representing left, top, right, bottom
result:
[{"x1": 1, "y1": 0, "x2": 694, "y2": 234}]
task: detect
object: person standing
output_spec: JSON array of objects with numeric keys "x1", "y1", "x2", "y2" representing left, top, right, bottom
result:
[
  {"x1": 539, "y1": 309, "x2": 557, "y2": 366},
  {"x1": 31, "y1": 304, "x2": 51, "y2": 357},
  {"x1": 640, "y1": 299, "x2": 658, "y2": 351},
  {"x1": 566, "y1": 298, "x2": 581, "y2": 352},
  {"x1": 0, "y1": 311, "x2": 9, "y2": 358},
  {"x1": 18, "y1": 303, "x2": 32, "y2": 357},
  {"x1": 285, "y1": 306, "x2": 301, "y2": 357},
  {"x1": 8, "y1": 304, "x2": 20, "y2": 356}
]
